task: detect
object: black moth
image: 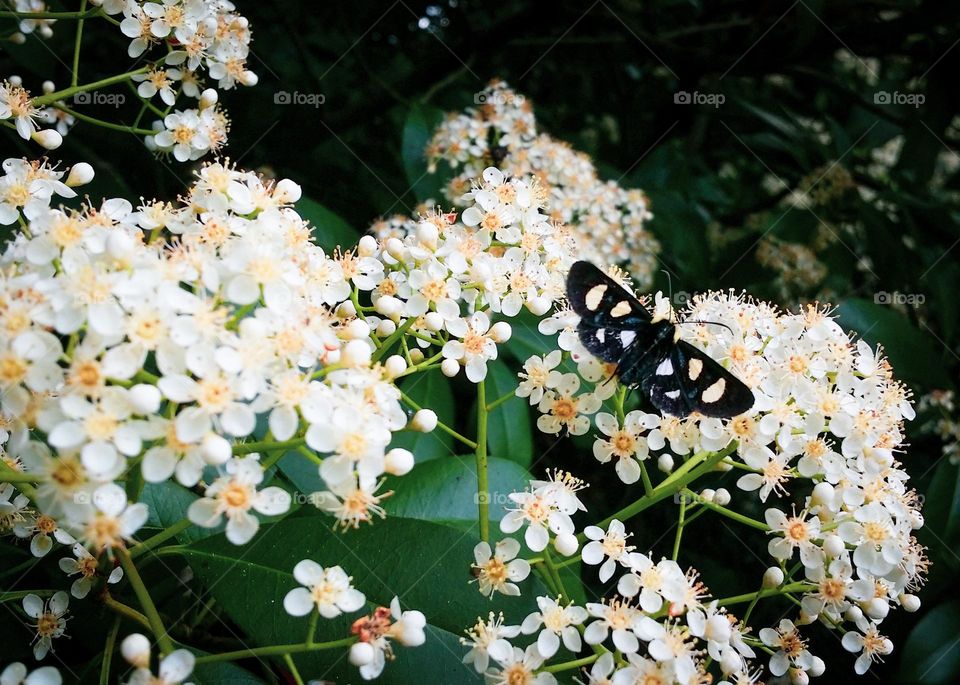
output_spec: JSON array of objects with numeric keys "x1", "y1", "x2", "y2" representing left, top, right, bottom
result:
[{"x1": 566, "y1": 261, "x2": 754, "y2": 419}]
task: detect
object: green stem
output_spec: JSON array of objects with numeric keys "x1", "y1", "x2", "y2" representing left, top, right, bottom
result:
[
  {"x1": 129, "y1": 518, "x2": 193, "y2": 559},
  {"x1": 0, "y1": 471, "x2": 41, "y2": 483},
  {"x1": 118, "y1": 547, "x2": 175, "y2": 655},
  {"x1": 371, "y1": 317, "x2": 416, "y2": 362},
  {"x1": 476, "y1": 379, "x2": 490, "y2": 542},
  {"x1": 637, "y1": 458, "x2": 654, "y2": 497},
  {"x1": 102, "y1": 594, "x2": 152, "y2": 631},
  {"x1": 70, "y1": 0, "x2": 88, "y2": 88},
  {"x1": 51, "y1": 104, "x2": 157, "y2": 136},
  {"x1": 0, "y1": 589, "x2": 55, "y2": 603},
  {"x1": 717, "y1": 582, "x2": 814, "y2": 606},
  {"x1": 542, "y1": 547, "x2": 567, "y2": 600},
  {"x1": 193, "y1": 636, "x2": 356, "y2": 664},
  {"x1": 283, "y1": 654, "x2": 306, "y2": 685},
  {"x1": 233, "y1": 437, "x2": 305, "y2": 455},
  {"x1": 672, "y1": 492, "x2": 687, "y2": 560},
  {"x1": 32, "y1": 66, "x2": 151, "y2": 106},
  {"x1": 542, "y1": 654, "x2": 599, "y2": 674},
  {"x1": 680, "y1": 489, "x2": 768, "y2": 531},
  {"x1": 0, "y1": 7, "x2": 102, "y2": 19},
  {"x1": 100, "y1": 617, "x2": 121, "y2": 685},
  {"x1": 485, "y1": 389, "x2": 516, "y2": 412},
  {"x1": 399, "y1": 390, "x2": 477, "y2": 449}
]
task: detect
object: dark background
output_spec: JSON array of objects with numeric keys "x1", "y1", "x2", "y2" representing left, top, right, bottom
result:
[{"x1": 4, "y1": 1, "x2": 960, "y2": 682}]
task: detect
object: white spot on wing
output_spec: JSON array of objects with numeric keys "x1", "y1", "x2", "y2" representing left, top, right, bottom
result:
[
  {"x1": 585, "y1": 284, "x2": 607, "y2": 311},
  {"x1": 610, "y1": 300, "x2": 632, "y2": 318},
  {"x1": 688, "y1": 358, "x2": 704, "y2": 381},
  {"x1": 665, "y1": 390, "x2": 680, "y2": 399},
  {"x1": 620, "y1": 330, "x2": 636, "y2": 346},
  {"x1": 595, "y1": 328, "x2": 606, "y2": 343},
  {"x1": 702, "y1": 378, "x2": 726, "y2": 403},
  {"x1": 655, "y1": 358, "x2": 673, "y2": 376}
]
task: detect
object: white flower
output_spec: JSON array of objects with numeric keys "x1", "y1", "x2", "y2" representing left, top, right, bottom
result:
[
  {"x1": 485, "y1": 645, "x2": 556, "y2": 685},
  {"x1": 349, "y1": 597, "x2": 426, "y2": 680},
  {"x1": 582, "y1": 519, "x2": 634, "y2": 582},
  {"x1": 471, "y1": 538, "x2": 531, "y2": 597},
  {"x1": 187, "y1": 456, "x2": 291, "y2": 545},
  {"x1": 442, "y1": 312, "x2": 498, "y2": 383},
  {"x1": 22, "y1": 592, "x2": 69, "y2": 660},
  {"x1": 70, "y1": 483, "x2": 149, "y2": 553},
  {"x1": 841, "y1": 622, "x2": 892, "y2": 675},
  {"x1": 536, "y1": 373, "x2": 600, "y2": 436},
  {"x1": 58, "y1": 543, "x2": 123, "y2": 598},
  {"x1": 13, "y1": 509, "x2": 75, "y2": 557},
  {"x1": 521, "y1": 595, "x2": 587, "y2": 658},
  {"x1": 500, "y1": 488, "x2": 574, "y2": 553},
  {"x1": 592, "y1": 411, "x2": 659, "y2": 484},
  {"x1": 121, "y1": 639, "x2": 195, "y2": 685},
  {"x1": 584, "y1": 598, "x2": 662, "y2": 654},
  {"x1": 765, "y1": 508, "x2": 823, "y2": 568},
  {"x1": 153, "y1": 110, "x2": 211, "y2": 162},
  {"x1": 759, "y1": 619, "x2": 814, "y2": 677},
  {"x1": 461, "y1": 612, "x2": 520, "y2": 673},
  {"x1": 516, "y1": 351, "x2": 563, "y2": 405},
  {"x1": 283, "y1": 560, "x2": 366, "y2": 618}
]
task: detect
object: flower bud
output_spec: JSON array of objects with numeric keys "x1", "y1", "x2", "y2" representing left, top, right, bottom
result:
[
  {"x1": 341, "y1": 339, "x2": 372, "y2": 367},
  {"x1": 273, "y1": 178, "x2": 301, "y2": 203},
  {"x1": 42, "y1": 80, "x2": 55, "y2": 93},
  {"x1": 811, "y1": 482, "x2": 835, "y2": 508},
  {"x1": 410, "y1": 409, "x2": 437, "y2": 433},
  {"x1": 554, "y1": 532, "x2": 579, "y2": 557},
  {"x1": 809, "y1": 656, "x2": 825, "y2": 677},
  {"x1": 423, "y1": 311, "x2": 444, "y2": 332},
  {"x1": 32, "y1": 129, "x2": 63, "y2": 150},
  {"x1": 344, "y1": 318, "x2": 370, "y2": 340},
  {"x1": 199, "y1": 88, "x2": 218, "y2": 109},
  {"x1": 713, "y1": 488, "x2": 731, "y2": 506},
  {"x1": 376, "y1": 318, "x2": 397, "y2": 337},
  {"x1": 129, "y1": 384, "x2": 161, "y2": 414},
  {"x1": 865, "y1": 598, "x2": 889, "y2": 620},
  {"x1": 386, "y1": 238, "x2": 405, "y2": 260},
  {"x1": 383, "y1": 355, "x2": 406, "y2": 379},
  {"x1": 790, "y1": 668, "x2": 809, "y2": 685},
  {"x1": 657, "y1": 453, "x2": 674, "y2": 473},
  {"x1": 240, "y1": 70, "x2": 259, "y2": 87},
  {"x1": 699, "y1": 488, "x2": 715, "y2": 503},
  {"x1": 65, "y1": 162, "x2": 95, "y2": 187},
  {"x1": 408, "y1": 349, "x2": 424, "y2": 364},
  {"x1": 526, "y1": 296, "x2": 551, "y2": 316},
  {"x1": 489, "y1": 321, "x2": 512, "y2": 343},
  {"x1": 349, "y1": 642, "x2": 375, "y2": 667},
  {"x1": 10, "y1": 32, "x2": 25, "y2": 45},
  {"x1": 822, "y1": 534, "x2": 845, "y2": 558},
  {"x1": 384, "y1": 448, "x2": 414, "y2": 476},
  {"x1": 762, "y1": 566, "x2": 784, "y2": 589},
  {"x1": 441, "y1": 358, "x2": 460, "y2": 377},
  {"x1": 121, "y1": 633, "x2": 151, "y2": 668},
  {"x1": 357, "y1": 234, "x2": 378, "y2": 257},
  {"x1": 202, "y1": 433, "x2": 232, "y2": 465},
  {"x1": 416, "y1": 220, "x2": 439, "y2": 250},
  {"x1": 8, "y1": 75, "x2": 22, "y2": 87},
  {"x1": 900, "y1": 593, "x2": 921, "y2": 612},
  {"x1": 335, "y1": 301, "x2": 356, "y2": 318},
  {"x1": 374, "y1": 295, "x2": 402, "y2": 319}
]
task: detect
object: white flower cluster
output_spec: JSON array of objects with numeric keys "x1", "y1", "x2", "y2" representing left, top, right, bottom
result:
[
  {"x1": 424, "y1": 79, "x2": 661, "y2": 289},
  {"x1": 511, "y1": 269, "x2": 925, "y2": 680},
  {"x1": 465, "y1": 474, "x2": 764, "y2": 685},
  {"x1": 4, "y1": 0, "x2": 255, "y2": 159}
]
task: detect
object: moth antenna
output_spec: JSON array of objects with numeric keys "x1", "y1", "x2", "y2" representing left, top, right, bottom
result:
[
  {"x1": 679, "y1": 319, "x2": 734, "y2": 334},
  {"x1": 660, "y1": 269, "x2": 674, "y2": 304}
]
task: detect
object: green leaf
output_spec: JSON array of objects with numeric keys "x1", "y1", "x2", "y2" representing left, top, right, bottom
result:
[
  {"x1": 898, "y1": 599, "x2": 960, "y2": 683},
  {"x1": 391, "y1": 369, "x2": 456, "y2": 462},
  {"x1": 193, "y1": 661, "x2": 266, "y2": 685},
  {"x1": 296, "y1": 196, "x2": 359, "y2": 252},
  {"x1": 835, "y1": 298, "x2": 944, "y2": 387},
  {"x1": 483, "y1": 359, "x2": 533, "y2": 467},
  {"x1": 384, "y1": 456, "x2": 532, "y2": 532},
  {"x1": 401, "y1": 103, "x2": 446, "y2": 203},
  {"x1": 183, "y1": 514, "x2": 544, "y2": 684},
  {"x1": 139, "y1": 481, "x2": 213, "y2": 544}
]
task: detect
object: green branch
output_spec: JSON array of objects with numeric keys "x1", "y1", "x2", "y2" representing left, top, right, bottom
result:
[
  {"x1": 193, "y1": 636, "x2": 356, "y2": 664},
  {"x1": 476, "y1": 379, "x2": 490, "y2": 542},
  {"x1": 118, "y1": 547, "x2": 176, "y2": 655}
]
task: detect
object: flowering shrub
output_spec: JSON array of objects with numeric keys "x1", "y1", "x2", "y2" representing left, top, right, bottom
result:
[{"x1": 0, "y1": 3, "x2": 947, "y2": 683}]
